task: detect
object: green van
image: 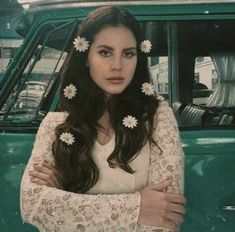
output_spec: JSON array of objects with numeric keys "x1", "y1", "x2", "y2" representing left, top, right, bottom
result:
[{"x1": 0, "y1": 1, "x2": 235, "y2": 231}]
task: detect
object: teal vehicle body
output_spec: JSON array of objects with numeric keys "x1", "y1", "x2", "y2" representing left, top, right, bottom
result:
[{"x1": 0, "y1": 1, "x2": 235, "y2": 231}]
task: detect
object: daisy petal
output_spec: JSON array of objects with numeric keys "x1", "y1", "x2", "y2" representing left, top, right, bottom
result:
[
  {"x1": 122, "y1": 115, "x2": 138, "y2": 129},
  {"x1": 141, "y1": 82, "x2": 155, "y2": 96},
  {"x1": 63, "y1": 84, "x2": 77, "y2": 99},
  {"x1": 60, "y1": 132, "x2": 75, "y2": 145},
  {"x1": 73, "y1": 36, "x2": 89, "y2": 52},
  {"x1": 140, "y1": 40, "x2": 152, "y2": 53}
]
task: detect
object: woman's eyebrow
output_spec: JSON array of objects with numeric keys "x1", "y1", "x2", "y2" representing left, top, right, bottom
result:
[
  {"x1": 97, "y1": 45, "x2": 113, "y2": 50},
  {"x1": 123, "y1": 47, "x2": 137, "y2": 51},
  {"x1": 97, "y1": 45, "x2": 137, "y2": 51}
]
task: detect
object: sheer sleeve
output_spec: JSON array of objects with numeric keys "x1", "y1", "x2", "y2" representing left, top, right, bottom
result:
[
  {"x1": 137, "y1": 101, "x2": 184, "y2": 232},
  {"x1": 20, "y1": 112, "x2": 141, "y2": 232}
]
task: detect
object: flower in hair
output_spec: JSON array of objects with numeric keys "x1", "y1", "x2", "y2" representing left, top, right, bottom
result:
[
  {"x1": 122, "y1": 115, "x2": 138, "y2": 129},
  {"x1": 141, "y1": 82, "x2": 155, "y2": 96},
  {"x1": 60, "y1": 132, "x2": 75, "y2": 145},
  {"x1": 73, "y1": 36, "x2": 89, "y2": 52},
  {"x1": 63, "y1": 84, "x2": 77, "y2": 99},
  {"x1": 140, "y1": 40, "x2": 152, "y2": 53}
]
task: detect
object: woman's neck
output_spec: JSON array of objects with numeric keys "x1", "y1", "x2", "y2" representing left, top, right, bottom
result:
[
  {"x1": 97, "y1": 111, "x2": 111, "y2": 129},
  {"x1": 96, "y1": 111, "x2": 114, "y2": 145}
]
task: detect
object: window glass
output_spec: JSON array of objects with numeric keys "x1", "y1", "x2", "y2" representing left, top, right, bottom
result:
[
  {"x1": 174, "y1": 19, "x2": 235, "y2": 127},
  {"x1": 141, "y1": 21, "x2": 168, "y2": 100},
  {"x1": 193, "y1": 56, "x2": 214, "y2": 105},
  {"x1": 13, "y1": 45, "x2": 67, "y2": 111},
  {"x1": 0, "y1": 40, "x2": 22, "y2": 82},
  {"x1": 0, "y1": 20, "x2": 77, "y2": 123},
  {"x1": 149, "y1": 56, "x2": 168, "y2": 100},
  {"x1": 1, "y1": 20, "x2": 168, "y2": 123},
  {"x1": 1, "y1": 45, "x2": 67, "y2": 123}
]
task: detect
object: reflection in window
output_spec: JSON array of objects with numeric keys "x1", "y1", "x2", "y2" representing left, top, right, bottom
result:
[
  {"x1": 149, "y1": 57, "x2": 168, "y2": 99},
  {"x1": 0, "y1": 40, "x2": 22, "y2": 83},
  {"x1": 211, "y1": 69, "x2": 218, "y2": 89},
  {"x1": 0, "y1": 20, "x2": 77, "y2": 123},
  {"x1": 140, "y1": 21, "x2": 168, "y2": 100},
  {"x1": 193, "y1": 56, "x2": 214, "y2": 105}
]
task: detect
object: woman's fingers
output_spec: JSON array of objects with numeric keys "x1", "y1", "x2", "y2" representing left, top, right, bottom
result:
[
  {"x1": 167, "y1": 210, "x2": 184, "y2": 225},
  {"x1": 168, "y1": 193, "x2": 186, "y2": 205},
  {"x1": 42, "y1": 160, "x2": 59, "y2": 175},
  {"x1": 164, "y1": 198, "x2": 186, "y2": 229},
  {"x1": 150, "y1": 176, "x2": 173, "y2": 191},
  {"x1": 138, "y1": 179, "x2": 186, "y2": 229},
  {"x1": 29, "y1": 171, "x2": 54, "y2": 186},
  {"x1": 29, "y1": 161, "x2": 61, "y2": 188},
  {"x1": 31, "y1": 165, "x2": 56, "y2": 182},
  {"x1": 169, "y1": 201, "x2": 186, "y2": 214},
  {"x1": 33, "y1": 162, "x2": 53, "y2": 175},
  {"x1": 30, "y1": 176, "x2": 49, "y2": 186}
]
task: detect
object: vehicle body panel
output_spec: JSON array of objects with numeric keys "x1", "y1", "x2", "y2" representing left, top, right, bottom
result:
[{"x1": 0, "y1": 1, "x2": 235, "y2": 231}]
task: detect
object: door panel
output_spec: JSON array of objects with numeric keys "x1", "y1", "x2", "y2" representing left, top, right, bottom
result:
[{"x1": 181, "y1": 130, "x2": 235, "y2": 232}]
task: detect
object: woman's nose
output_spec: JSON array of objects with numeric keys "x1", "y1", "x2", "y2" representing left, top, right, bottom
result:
[{"x1": 111, "y1": 56, "x2": 122, "y2": 71}]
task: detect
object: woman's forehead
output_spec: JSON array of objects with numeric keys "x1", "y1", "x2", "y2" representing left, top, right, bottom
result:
[{"x1": 92, "y1": 26, "x2": 137, "y2": 48}]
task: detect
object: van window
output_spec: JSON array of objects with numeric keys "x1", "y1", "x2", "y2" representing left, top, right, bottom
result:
[
  {"x1": 6, "y1": 18, "x2": 235, "y2": 128},
  {"x1": 1, "y1": 44, "x2": 67, "y2": 123},
  {"x1": 142, "y1": 21, "x2": 168, "y2": 100},
  {"x1": 193, "y1": 56, "x2": 214, "y2": 105},
  {"x1": 0, "y1": 19, "x2": 168, "y2": 123},
  {"x1": 150, "y1": 56, "x2": 168, "y2": 100},
  {"x1": 0, "y1": 20, "x2": 77, "y2": 123},
  {"x1": 173, "y1": 19, "x2": 235, "y2": 128},
  {"x1": 0, "y1": 40, "x2": 22, "y2": 83}
]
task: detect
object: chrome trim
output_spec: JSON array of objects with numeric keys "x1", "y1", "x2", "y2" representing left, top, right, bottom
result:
[
  {"x1": 22, "y1": 0, "x2": 235, "y2": 13},
  {"x1": 221, "y1": 205, "x2": 235, "y2": 211}
]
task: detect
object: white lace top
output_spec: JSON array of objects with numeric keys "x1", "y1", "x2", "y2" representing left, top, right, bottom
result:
[{"x1": 20, "y1": 101, "x2": 184, "y2": 232}]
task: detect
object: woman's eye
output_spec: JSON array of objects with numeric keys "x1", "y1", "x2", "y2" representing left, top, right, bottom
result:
[
  {"x1": 98, "y1": 49, "x2": 111, "y2": 57},
  {"x1": 123, "y1": 51, "x2": 136, "y2": 58}
]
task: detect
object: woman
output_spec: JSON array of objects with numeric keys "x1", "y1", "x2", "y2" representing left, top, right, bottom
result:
[{"x1": 21, "y1": 6, "x2": 185, "y2": 231}]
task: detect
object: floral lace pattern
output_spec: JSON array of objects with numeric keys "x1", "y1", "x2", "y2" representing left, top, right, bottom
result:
[
  {"x1": 20, "y1": 102, "x2": 184, "y2": 232},
  {"x1": 136, "y1": 102, "x2": 184, "y2": 232}
]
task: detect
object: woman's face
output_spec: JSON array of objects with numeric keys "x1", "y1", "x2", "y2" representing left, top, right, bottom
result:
[{"x1": 87, "y1": 26, "x2": 137, "y2": 97}]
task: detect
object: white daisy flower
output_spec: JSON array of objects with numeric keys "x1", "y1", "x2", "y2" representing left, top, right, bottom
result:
[
  {"x1": 140, "y1": 40, "x2": 152, "y2": 53},
  {"x1": 122, "y1": 115, "x2": 138, "y2": 129},
  {"x1": 60, "y1": 132, "x2": 75, "y2": 145},
  {"x1": 141, "y1": 82, "x2": 155, "y2": 96},
  {"x1": 73, "y1": 36, "x2": 89, "y2": 52},
  {"x1": 63, "y1": 84, "x2": 77, "y2": 99}
]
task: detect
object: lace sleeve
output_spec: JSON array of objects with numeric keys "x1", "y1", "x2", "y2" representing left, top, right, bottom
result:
[
  {"x1": 20, "y1": 112, "x2": 140, "y2": 232},
  {"x1": 137, "y1": 101, "x2": 184, "y2": 232}
]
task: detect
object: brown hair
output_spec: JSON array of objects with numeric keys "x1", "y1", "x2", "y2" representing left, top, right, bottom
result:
[{"x1": 52, "y1": 6, "x2": 159, "y2": 193}]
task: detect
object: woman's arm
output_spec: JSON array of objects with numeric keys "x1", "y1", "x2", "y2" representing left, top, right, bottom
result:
[
  {"x1": 149, "y1": 101, "x2": 184, "y2": 192},
  {"x1": 20, "y1": 112, "x2": 140, "y2": 232},
  {"x1": 137, "y1": 101, "x2": 185, "y2": 232}
]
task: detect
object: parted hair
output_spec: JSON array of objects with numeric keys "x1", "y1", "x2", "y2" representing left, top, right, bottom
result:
[{"x1": 52, "y1": 6, "x2": 159, "y2": 193}]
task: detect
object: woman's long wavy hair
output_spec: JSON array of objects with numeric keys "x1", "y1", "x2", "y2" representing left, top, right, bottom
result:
[{"x1": 53, "y1": 6, "x2": 159, "y2": 193}]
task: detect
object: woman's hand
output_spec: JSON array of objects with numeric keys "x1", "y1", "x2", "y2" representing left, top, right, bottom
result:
[
  {"x1": 138, "y1": 177, "x2": 186, "y2": 231},
  {"x1": 29, "y1": 160, "x2": 62, "y2": 189}
]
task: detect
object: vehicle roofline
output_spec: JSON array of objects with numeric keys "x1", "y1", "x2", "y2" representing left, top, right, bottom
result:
[{"x1": 20, "y1": 0, "x2": 235, "y2": 13}]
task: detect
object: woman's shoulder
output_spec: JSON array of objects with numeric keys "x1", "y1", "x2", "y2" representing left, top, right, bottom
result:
[
  {"x1": 154, "y1": 99, "x2": 176, "y2": 124},
  {"x1": 40, "y1": 111, "x2": 69, "y2": 128},
  {"x1": 45, "y1": 111, "x2": 69, "y2": 120},
  {"x1": 156, "y1": 99, "x2": 171, "y2": 114}
]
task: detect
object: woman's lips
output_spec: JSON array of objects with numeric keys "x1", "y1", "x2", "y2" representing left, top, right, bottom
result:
[{"x1": 106, "y1": 77, "x2": 124, "y2": 84}]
